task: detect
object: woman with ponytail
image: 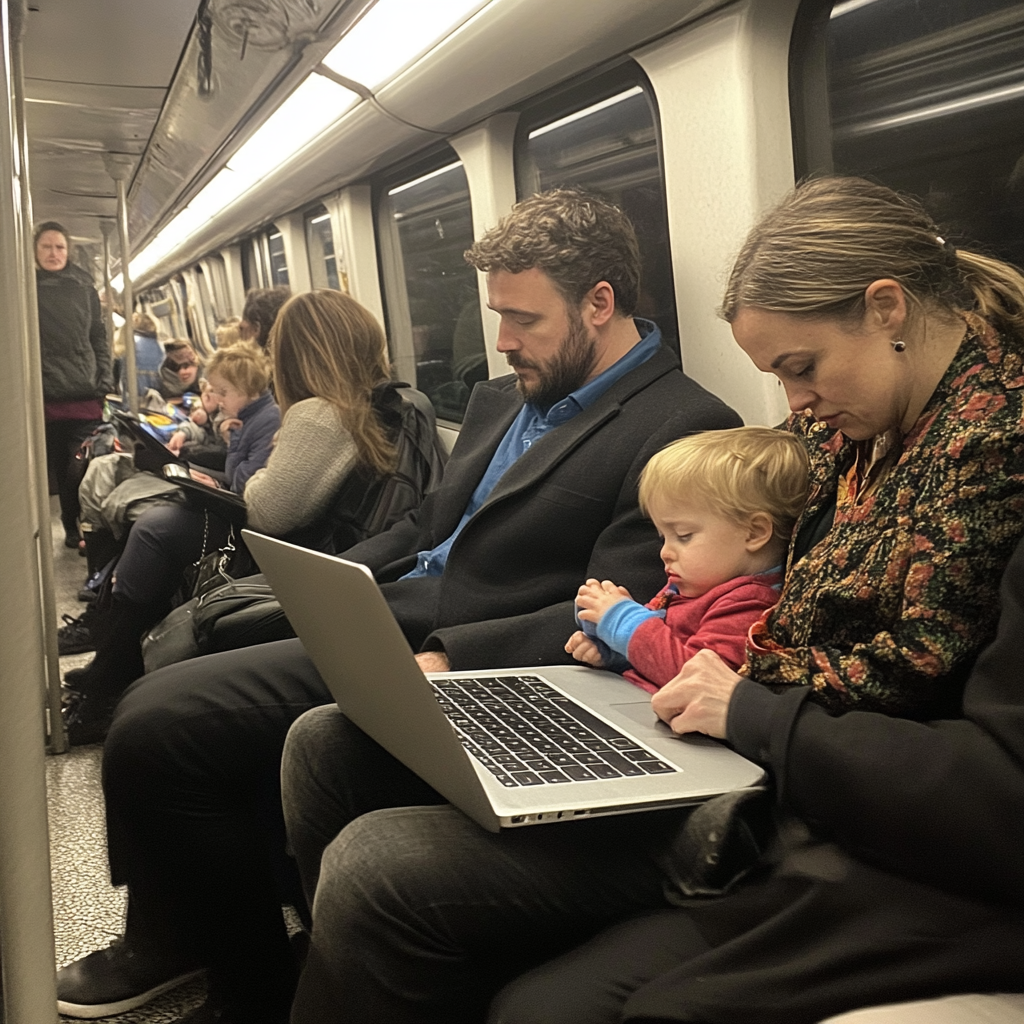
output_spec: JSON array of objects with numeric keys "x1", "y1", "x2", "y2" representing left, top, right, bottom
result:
[{"x1": 692, "y1": 174, "x2": 1024, "y2": 719}]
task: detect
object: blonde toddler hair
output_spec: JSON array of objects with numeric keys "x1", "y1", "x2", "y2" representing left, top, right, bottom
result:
[
  {"x1": 205, "y1": 342, "x2": 271, "y2": 399},
  {"x1": 638, "y1": 427, "x2": 810, "y2": 543}
]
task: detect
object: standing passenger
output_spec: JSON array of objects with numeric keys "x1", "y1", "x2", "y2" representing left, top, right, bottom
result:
[{"x1": 34, "y1": 220, "x2": 113, "y2": 547}]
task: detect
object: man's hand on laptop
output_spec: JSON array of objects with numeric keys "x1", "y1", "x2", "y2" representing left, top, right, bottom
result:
[
  {"x1": 416, "y1": 651, "x2": 450, "y2": 673},
  {"x1": 650, "y1": 649, "x2": 741, "y2": 739}
]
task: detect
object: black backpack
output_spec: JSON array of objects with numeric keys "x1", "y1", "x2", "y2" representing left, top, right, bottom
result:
[{"x1": 315, "y1": 382, "x2": 447, "y2": 553}]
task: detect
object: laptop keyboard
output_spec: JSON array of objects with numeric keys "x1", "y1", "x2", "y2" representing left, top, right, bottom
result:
[{"x1": 431, "y1": 675, "x2": 679, "y2": 788}]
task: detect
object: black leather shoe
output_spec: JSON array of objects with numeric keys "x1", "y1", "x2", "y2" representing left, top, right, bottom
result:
[{"x1": 56, "y1": 936, "x2": 203, "y2": 1018}]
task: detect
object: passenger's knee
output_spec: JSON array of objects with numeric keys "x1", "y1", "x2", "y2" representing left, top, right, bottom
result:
[{"x1": 312, "y1": 807, "x2": 455, "y2": 929}]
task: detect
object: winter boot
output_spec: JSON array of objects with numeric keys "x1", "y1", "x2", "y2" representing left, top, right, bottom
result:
[{"x1": 62, "y1": 595, "x2": 169, "y2": 745}]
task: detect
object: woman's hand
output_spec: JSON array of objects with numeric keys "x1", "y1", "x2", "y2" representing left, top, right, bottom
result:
[
  {"x1": 650, "y1": 649, "x2": 742, "y2": 739},
  {"x1": 565, "y1": 630, "x2": 605, "y2": 667},
  {"x1": 189, "y1": 469, "x2": 220, "y2": 489},
  {"x1": 219, "y1": 417, "x2": 242, "y2": 443},
  {"x1": 575, "y1": 578, "x2": 632, "y2": 623}
]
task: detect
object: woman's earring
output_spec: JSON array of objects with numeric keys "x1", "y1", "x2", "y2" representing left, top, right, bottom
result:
[{"x1": 892, "y1": 338, "x2": 906, "y2": 353}]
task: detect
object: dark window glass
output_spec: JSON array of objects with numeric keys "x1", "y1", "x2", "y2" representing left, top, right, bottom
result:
[
  {"x1": 824, "y1": 0, "x2": 1024, "y2": 266},
  {"x1": 380, "y1": 158, "x2": 485, "y2": 424},
  {"x1": 305, "y1": 206, "x2": 341, "y2": 290},
  {"x1": 240, "y1": 243, "x2": 254, "y2": 293},
  {"x1": 266, "y1": 227, "x2": 290, "y2": 287},
  {"x1": 516, "y1": 70, "x2": 678, "y2": 351}
]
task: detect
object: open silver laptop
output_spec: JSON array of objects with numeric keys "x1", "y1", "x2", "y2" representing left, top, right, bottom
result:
[{"x1": 243, "y1": 530, "x2": 765, "y2": 832}]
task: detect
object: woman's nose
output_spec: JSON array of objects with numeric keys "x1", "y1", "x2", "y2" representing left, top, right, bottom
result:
[{"x1": 783, "y1": 383, "x2": 815, "y2": 414}]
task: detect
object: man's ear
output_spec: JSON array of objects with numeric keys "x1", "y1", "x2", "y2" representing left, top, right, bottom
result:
[
  {"x1": 745, "y1": 512, "x2": 774, "y2": 553},
  {"x1": 583, "y1": 280, "x2": 617, "y2": 328}
]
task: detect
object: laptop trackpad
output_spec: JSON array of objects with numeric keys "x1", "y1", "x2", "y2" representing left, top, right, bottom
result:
[{"x1": 608, "y1": 699, "x2": 663, "y2": 730}]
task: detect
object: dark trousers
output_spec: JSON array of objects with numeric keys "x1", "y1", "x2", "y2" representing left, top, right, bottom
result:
[
  {"x1": 281, "y1": 704, "x2": 688, "y2": 1024},
  {"x1": 104, "y1": 639, "x2": 333, "y2": 1020},
  {"x1": 45, "y1": 416, "x2": 102, "y2": 536},
  {"x1": 112, "y1": 501, "x2": 230, "y2": 605}
]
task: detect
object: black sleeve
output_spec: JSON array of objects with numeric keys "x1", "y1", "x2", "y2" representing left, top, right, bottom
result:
[
  {"x1": 727, "y1": 536, "x2": 1024, "y2": 909},
  {"x1": 89, "y1": 287, "x2": 114, "y2": 394}
]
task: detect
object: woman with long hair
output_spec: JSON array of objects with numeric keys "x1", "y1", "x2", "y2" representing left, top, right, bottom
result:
[{"x1": 63, "y1": 291, "x2": 420, "y2": 746}]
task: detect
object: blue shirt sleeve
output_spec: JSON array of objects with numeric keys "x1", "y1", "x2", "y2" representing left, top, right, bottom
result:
[
  {"x1": 595, "y1": 600, "x2": 665, "y2": 658},
  {"x1": 575, "y1": 599, "x2": 664, "y2": 673}
]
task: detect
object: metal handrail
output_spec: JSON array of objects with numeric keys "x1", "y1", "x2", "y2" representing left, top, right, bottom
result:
[{"x1": 0, "y1": 0, "x2": 61, "y2": 1019}]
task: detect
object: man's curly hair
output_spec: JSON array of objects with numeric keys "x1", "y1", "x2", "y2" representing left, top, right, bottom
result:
[{"x1": 464, "y1": 189, "x2": 640, "y2": 316}]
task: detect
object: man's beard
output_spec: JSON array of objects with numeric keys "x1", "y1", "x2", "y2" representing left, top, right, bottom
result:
[{"x1": 507, "y1": 313, "x2": 598, "y2": 411}]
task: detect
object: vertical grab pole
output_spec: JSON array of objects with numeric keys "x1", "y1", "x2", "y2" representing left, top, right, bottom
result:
[
  {"x1": 0, "y1": 0, "x2": 61, "y2": 1022},
  {"x1": 10, "y1": 0, "x2": 66, "y2": 755},
  {"x1": 113, "y1": 170, "x2": 138, "y2": 416},
  {"x1": 100, "y1": 220, "x2": 119, "y2": 401}
]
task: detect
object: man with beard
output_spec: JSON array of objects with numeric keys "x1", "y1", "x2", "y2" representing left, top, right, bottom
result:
[{"x1": 56, "y1": 189, "x2": 741, "y2": 1024}]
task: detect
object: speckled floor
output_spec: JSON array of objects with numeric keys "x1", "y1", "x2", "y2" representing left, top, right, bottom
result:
[{"x1": 49, "y1": 506, "x2": 208, "y2": 1022}]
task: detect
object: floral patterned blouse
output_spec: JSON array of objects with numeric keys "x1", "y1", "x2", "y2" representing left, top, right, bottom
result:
[{"x1": 745, "y1": 317, "x2": 1024, "y2": 717}]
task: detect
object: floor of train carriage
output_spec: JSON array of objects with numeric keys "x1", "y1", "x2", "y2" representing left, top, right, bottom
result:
[{"x1": 49, "y1": 500, "x2": 209, "y2": 1023}]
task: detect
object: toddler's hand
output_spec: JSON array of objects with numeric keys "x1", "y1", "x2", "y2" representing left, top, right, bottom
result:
[
  {"x1": 219, "y1": 417, "x2": 243, "y2": 443},
  {"x1": 575, "y1": 578, "x2": 632, "y2": 623},
  {"x1": 190, "y1": 407, "x2": 209, "y2": 426},
  {"x1": 166, "y1": 430, "x2": 186, "y2": 454},
  {"x1": 565, "y1": 631, "x2": 605, "y2": 668}
]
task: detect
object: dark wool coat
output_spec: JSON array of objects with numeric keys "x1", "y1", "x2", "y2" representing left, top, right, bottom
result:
[
  {"x1": 620, "y1": 532, "x2": 1024, "y2": 1022},
  {"x1": 36, "y1": 263, "x2": 112, "y2": 402},
  {"x1": 341, "y1": 344, "x2": 742, "y2": 670}
]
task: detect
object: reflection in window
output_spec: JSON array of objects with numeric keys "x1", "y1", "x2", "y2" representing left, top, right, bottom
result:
[
  {"x1": 305, "y1": 207, "x2": 342, "y2": 290},
  {"x1": 266, "y1": 227, "x2": 290, "y2": 286},
  {"x1": 517, "y1": 77, "x2": 679, "y2": 351},
  {"x1": 381, "y1": 159, "x2": 485, "y2": 424},
  {"x1": 826, "y1": 0, "x2": 1024, "y2": 267},
  {"x1": 240, "y1": 239, "x2": 257, "y2": 292}
]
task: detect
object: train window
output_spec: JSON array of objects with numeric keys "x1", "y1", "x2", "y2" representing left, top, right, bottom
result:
[
  {"x1": 240, "y1": 241, "x2": 255, "y2": 293},
  {"x1": 515, "y1": 66, "x2": 679, "y2": 352},
  {"x1": 797, "y1": 0, "x2": 1024, "y2": 267},
  {"x1": 305, "y1": 206, "x2": 341, "y2": 291},
  {"x1": 194, "y1": 266, "x2": 218, "y2": 351},
  {"x1": 266, "y1": 227, "x2": 290, "y2": 287},
  {"x1": 378, "y1": 154, "x2": 485, "y2": 424}
]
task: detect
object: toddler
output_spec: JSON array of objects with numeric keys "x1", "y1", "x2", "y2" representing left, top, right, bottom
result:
[{"x1": 566, "y1": 426, "x2": 809, "y2": 692}]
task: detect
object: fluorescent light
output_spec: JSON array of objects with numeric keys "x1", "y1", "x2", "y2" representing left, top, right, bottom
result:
[
  {"x1": 226, "y1": 73, "x2": 358, "y2": 187},
  {"x1": 323, "y1": 0, "x2": 490, "y2": 90},
  {"x1": 831, "y1": 0, "x2": 883, "y2": 18},
  {"x1": 528, "y1": 86, "x2": 645, "y2": 140},
  {"x1": 387, "y1": 160, "x2": 463, "y2": 196},
  {"x1": 125, "y1": 73, "x2": 358, "y2": 282},
  {"x1": 309, "y1": 213, "x2": 331, "y2": 224}
]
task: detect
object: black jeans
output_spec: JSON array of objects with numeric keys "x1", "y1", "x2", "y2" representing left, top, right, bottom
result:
[
  {"x1": 281, "y1": 704, "x2": 688, "y2": 1024},
  {"x1": 103, "y1": 638, "x2": 332, "y2": 1020},
  {"x1": 45, "y1": 416, "x2": 102, "y2": 536},
  {"x1": 112, "y1": 501, "x2": 230, "y2": 605}
]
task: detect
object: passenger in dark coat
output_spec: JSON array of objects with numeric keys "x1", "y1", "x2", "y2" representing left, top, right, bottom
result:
[
  {"x1": 54, "y1": 189, "x2": 742, "y2": 1024},
  {"x1": 34, "y1": 220, "x2": 112, "y2": 544}
]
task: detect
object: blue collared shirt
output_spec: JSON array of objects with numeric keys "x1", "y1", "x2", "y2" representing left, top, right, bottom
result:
[{"x1": 403, "y1": 319, "x2": 663, "y2": 579}]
